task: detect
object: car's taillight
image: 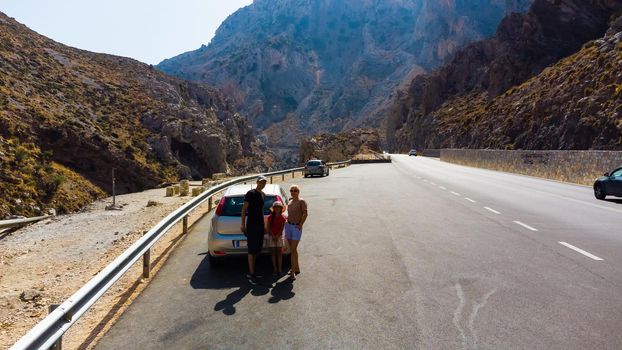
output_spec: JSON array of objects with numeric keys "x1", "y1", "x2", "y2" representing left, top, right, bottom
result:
[{"x1": 215, "y1": 197, "x2": 226, "y2": 216}]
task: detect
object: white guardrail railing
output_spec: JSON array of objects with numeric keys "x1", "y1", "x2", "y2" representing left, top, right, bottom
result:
[{"x1": 10, "y1": 160, "x2": 351, "y2": 350}]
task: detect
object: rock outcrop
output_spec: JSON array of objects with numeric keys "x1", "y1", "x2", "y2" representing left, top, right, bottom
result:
[
  {"x1": 0, "y1": 12, "x2": 274, "y2": 218},
  {"x1": 158, "y1": 0, "x2": 532, "y2": 152},
  {"x1": 299, "y1": 129, "x2": 381, "y2": 164},
  {"x1": 388, "y1": 0, "x2": 622, "y2": 151}
]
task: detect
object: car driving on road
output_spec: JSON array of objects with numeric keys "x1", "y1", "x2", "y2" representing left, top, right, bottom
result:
[
  {"x1": 594, "y1": 166, "x2": 622, "y2": 200},
  {"x1": 408, "y1": 149, "x2": 418, "y2": 156},
  {"x1": 208, "y1": 184, "x2": 290, "y2": 265},
  {"x1": 304, "y1": 159, "x2": 329, "y2": 177}
]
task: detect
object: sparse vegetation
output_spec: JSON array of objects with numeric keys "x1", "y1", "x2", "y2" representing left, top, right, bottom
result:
[{"x1": 0, "y1": 12, "x2": 272, "y2": 218}]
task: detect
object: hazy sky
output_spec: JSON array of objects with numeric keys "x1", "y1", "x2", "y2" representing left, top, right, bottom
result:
[{"x1": 0, "y1": 0, "x2": 253, "y2": 64}]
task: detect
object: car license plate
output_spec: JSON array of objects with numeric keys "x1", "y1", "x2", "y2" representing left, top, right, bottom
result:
[{"x1": 233, "y1": 240, "x2": 247, "y2": 248}]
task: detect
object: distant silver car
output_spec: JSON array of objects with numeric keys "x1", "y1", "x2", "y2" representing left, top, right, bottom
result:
[
  {"x1": 408, "y1": 149, "x2": 418, "y2": 156},
  {"x1": 304, "y1": 159, "x2": 329, "y2": 177},
  {"x1": 208, "y1": 184, "x2": 290, "y2": 266}
]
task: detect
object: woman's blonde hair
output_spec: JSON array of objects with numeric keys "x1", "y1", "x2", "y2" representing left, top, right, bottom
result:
[{"x1": 289, "y1": 184, "x2": 300, "y2": 193}]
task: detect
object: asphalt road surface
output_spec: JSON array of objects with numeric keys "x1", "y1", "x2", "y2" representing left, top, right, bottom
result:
[{"x1": 95, "y1": 155, "x2": 622, "y2": 350}]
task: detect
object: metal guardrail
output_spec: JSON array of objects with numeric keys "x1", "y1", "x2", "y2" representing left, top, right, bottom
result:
[
  {"x1": 10, "y1": 160, "x2": 351, "y2": 350},
  {"x1": 0, "y1": 215, "x2": 51, "y2": 230}
]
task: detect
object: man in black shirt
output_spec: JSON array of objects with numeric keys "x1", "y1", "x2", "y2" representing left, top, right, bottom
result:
[{"x1": 241, "y1": 175, "x2": 267, "y2": 285}]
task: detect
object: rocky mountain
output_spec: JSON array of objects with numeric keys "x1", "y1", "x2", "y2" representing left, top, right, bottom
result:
[
  {"x1": 388, "y1": 0, "x2": 622, "y2": 151},
  {"x1": 299, "y1": 129, "x2": 381, "y2": 164},
  {"x1": 157, "y1": 0, "x2": 532, "y2": 153},
  {"x1": 0, "y1": 12, "x2": 274, "y2": 218}
]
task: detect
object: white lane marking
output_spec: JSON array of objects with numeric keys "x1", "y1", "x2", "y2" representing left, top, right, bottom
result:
[
  {"x1": 559, "y1": 242, "x2": 604, "y2": 261},
  {"x1": 423, "y1": 179, "x2": 429, "y2": 183},
  {"x1": 484, "y1": 207, "x2": 500, "y2": 214},
  {"x1": 450, "y1": 191, "x2": 461, "y2": 196},
  {"x1": 513, "y1": 221, "x2": 538, "y2": 231},
  {"x1": 464, "y1": 198, "x2": 476, "y2": 203},
  {"x1": 439, "y1": 186, "x2": 446, "y2": 190}
]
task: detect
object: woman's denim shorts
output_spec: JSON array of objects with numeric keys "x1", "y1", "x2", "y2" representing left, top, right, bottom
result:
[{"x1": 284, "y1": 223, "x2": 302, "y2": 241}]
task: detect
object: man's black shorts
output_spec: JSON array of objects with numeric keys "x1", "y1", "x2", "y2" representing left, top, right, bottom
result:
[{"x1": 246, "y1": 226, "x2": 264, "y2": 255}]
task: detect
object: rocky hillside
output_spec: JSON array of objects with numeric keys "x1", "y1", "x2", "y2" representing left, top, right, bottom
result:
[
  {"x1": 299, "y1": 129, "x2": 381, "y2": 164},
  {"x1": 158, "y1": 0, "x2": 532, "y2": 150},
  {"x1": 389, "y1": 0, "x2": 622, "y2": 151},
  {"x1": 0, "y1": 12, "x2": 274, "y2": 218}
]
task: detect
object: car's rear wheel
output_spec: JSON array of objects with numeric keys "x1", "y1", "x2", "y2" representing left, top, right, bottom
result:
[{"x1": 594, "y1": 184, "x2": 606, "y2": 200}]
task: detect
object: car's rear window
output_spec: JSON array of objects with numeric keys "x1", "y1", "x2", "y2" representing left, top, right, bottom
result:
[
  {"x1": 306, "y1": 161, "x2": 321, "y2": 166},
  {"x1": 220, "y1": 195, "x2": 278, "y2": 216}
]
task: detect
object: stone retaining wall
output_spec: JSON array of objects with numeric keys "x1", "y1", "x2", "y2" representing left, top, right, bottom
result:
[
  {"x1": 422, "y1": 149, "x2": 441, "y2": 158},
  {"x1": 440, "y1": 149, "x2": 622, "y2": 186}
]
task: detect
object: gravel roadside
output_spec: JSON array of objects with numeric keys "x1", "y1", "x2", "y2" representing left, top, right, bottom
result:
[{"x1": 0, "y1": 185, "x2": 202, "y2": 349}]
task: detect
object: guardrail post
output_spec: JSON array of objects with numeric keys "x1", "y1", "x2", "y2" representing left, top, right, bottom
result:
[
  {"x1": 282, "y1": 174, "x2": 285, "y2": 181},
  {"x1": 208, "y1": 197, "x2": 213, "y2": 211},
  {"x1": 142, "y1": 231, "x2": 151, "y2": 279},
  {"x1": 143, "y1": 248, "x2": 150, "y2": 279},
  {"x1": 292, "y1": 171, "x2": 295, "y2": 179},
  {"x1": 270, "y1": 176, "x2": 273, "y2": 184},
  {"x1": 183, "y1": 215, "x2": 188, "y2": 235},
  {"x1": 49, "y1": 305, "x2": 62, "y2": 350}
]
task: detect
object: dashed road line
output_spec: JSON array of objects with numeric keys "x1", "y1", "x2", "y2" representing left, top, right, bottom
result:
[
  {"x1": 439, "y1": 186, "x2": 446, "y2": 190},
  {"x1": 513, "y1": 221, "x2": 538, "y2": 232},
  {"x1": 484, "y1": 207, "x2": 500, "y2": 214},
  {"x1": 450, "y1": 191, "x2": 461, "y2": 196},
  {"x1": 559, "y1": 242, "x2": 603, "y2": 261},
  {"x1": 430, "y1": 182, "x2": 436, "y2": 186},
  {"x1": 464, "y1": 198, "x2": 476, "y2": 203}
]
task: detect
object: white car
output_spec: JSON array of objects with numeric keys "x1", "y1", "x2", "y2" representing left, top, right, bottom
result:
[
  {"x1": 208, "y1": 184, "x2": 290, "y2": 266},
  {"x1": 408, "y1": 149, "x2": 418, "y2": 156}
]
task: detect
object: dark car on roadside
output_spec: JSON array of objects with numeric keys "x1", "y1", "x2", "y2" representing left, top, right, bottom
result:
[
  {"x1": 304, "y1": 159, "x2": 329, "y2": 177},
  {"x1": 594, "y1": 167, "x2": 622, "y2": 200}
]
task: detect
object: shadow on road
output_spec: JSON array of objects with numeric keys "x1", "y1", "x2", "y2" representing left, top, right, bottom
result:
[
  {"x1": 269, "y1": 280, "x2": 295, "y2": 304},
  {"x1": 603, "y1": 198, "x2": 622, "y2": 205},
  {"x1": 190, "y1": 253, "x2": 294, "y2": 315},
  {"x1": 190, "y1": 254, "x2": 248, "y2": 290}
]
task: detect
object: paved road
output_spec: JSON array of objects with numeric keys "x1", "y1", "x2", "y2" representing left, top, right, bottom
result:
[{"x1": 96, "y1": 155, "x2": 622, "y2": 349}]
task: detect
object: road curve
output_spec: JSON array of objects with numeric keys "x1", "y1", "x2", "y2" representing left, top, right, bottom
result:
[{"x1": 95, "y1": 156, "x2": 622, "y2": 349}]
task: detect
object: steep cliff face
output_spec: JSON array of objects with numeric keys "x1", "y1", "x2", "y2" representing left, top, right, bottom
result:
[
  {"x1": 0, "y1": 13, "x2": 273, "y2": 218},
  {"x1": 158, "y1": 0, "x2": 531, "y2": 150},
  {"x1": 389, "y1": 0, "x2": 622, "y2": 151}
]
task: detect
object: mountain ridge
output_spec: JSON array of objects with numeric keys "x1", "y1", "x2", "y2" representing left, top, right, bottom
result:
[
  {"x1": 157, "y1": 0, "x2": 532, "y2": 156},
  {"x1": 0, "y1": 12, "x2": 273, "y2": 218},
  {"x1": 388, "y1": 0, "x2": 622, "y2": 151}
]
